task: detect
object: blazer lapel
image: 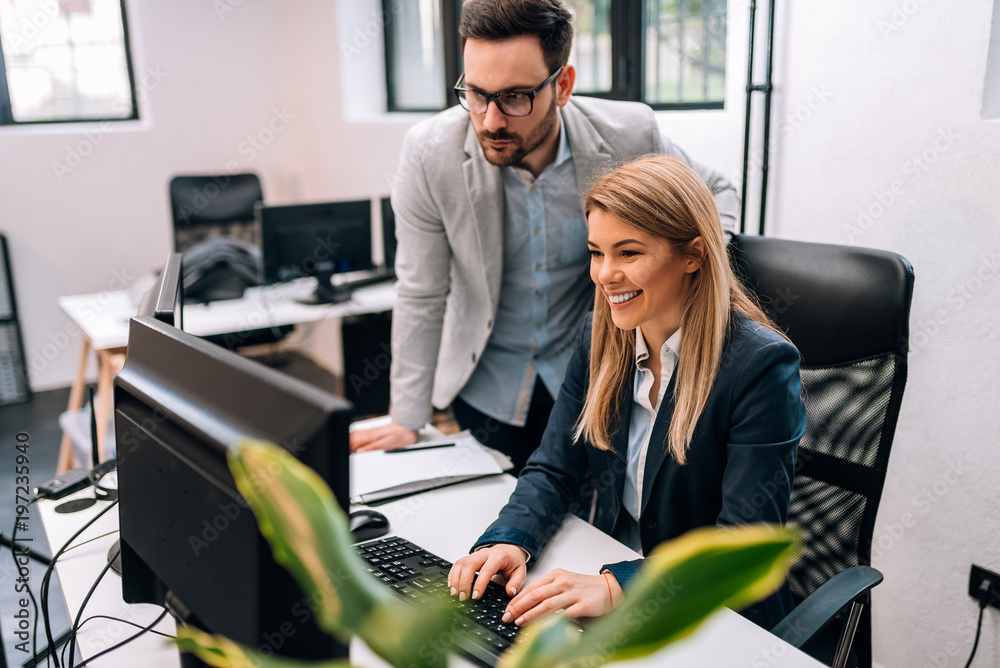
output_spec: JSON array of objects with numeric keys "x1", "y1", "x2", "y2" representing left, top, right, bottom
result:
[
  {"x1": 462, "y1": 125, "x2": 505, "y2": 310},
  {"x1": 604, "y1": 364, "x2": 634, "y2": 503},
  {"x1": 640, "y1": 372, "x2": 678, "y2": 513},
  {"x1": 562, "y1": 99, "x2": 613, "y2": 211}
]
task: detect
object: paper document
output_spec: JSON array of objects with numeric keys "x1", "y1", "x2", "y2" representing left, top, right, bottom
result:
[{"x1": 350, "y1": 430, "x2": 505, "y2": 504}]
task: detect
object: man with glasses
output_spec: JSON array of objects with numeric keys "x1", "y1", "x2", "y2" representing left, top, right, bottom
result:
[{"x1": 350, "y1": 0, "x2": 737, "y2": 473}]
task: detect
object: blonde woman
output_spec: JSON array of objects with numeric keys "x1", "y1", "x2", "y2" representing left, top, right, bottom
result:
[{"x1": 448, "y1": 156, "x2": 807, "y2": 630}]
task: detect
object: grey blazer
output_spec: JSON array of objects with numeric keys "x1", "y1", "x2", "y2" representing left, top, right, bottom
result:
[{"x1": 389, "y1": 96, "x2": 739, "y2": 428}]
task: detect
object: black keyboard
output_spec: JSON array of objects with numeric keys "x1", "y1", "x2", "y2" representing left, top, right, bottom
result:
[{"x1": 356, "y1": 536, "x2": 526, "y2": 666}]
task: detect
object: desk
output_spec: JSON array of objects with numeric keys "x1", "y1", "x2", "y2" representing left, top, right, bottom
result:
[
  {"x1": 40, "y1": 474, "x2": 824, "y2": 667},
  {"x1": 55, "y1": 279, "x2": 396, "y2": 471}
]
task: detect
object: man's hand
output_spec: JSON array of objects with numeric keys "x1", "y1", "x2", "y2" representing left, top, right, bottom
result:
[
  {"x1": 349, "y1": 424, "x2": 419, "y2": 452},
  {"x1": 448, "y1": 544, "x2": 528, "y2": 602},
  {"x1": 501, "y1": 569, "x2": 622, "y2": 627}
]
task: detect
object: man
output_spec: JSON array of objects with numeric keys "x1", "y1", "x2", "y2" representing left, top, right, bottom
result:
[{"x1": 350, "y1": 0, "x2": 737, "y2": 472}]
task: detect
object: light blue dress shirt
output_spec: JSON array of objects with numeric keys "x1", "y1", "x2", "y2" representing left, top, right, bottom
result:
[{"x1": 458, "y1": 117, "x2": 593, "y2": 426}]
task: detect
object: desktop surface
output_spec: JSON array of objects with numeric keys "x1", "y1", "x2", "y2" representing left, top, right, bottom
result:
[{"x1": 39, "y1": 474, "x2": 823, "y2": 667}]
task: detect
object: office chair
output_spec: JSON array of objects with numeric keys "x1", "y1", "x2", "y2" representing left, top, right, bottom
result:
[
  {"x1": 730, "y1": 234, "x2": 914, "y2": 668},
  {"x1": 170, "y1": 173, "x2": 262, "y2": 253},
  {"x1": 168, "y1": 173, "x2": 292, "y2": 349}
]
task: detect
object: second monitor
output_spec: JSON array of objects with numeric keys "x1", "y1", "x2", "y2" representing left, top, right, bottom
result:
[{"x1": 258, "y1": 200, "x2": 373, "y2": 304}]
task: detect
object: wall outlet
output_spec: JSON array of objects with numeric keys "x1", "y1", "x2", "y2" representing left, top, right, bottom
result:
[{"x1": 969, "y1": 564, "x2": 1000, "y2": 610}]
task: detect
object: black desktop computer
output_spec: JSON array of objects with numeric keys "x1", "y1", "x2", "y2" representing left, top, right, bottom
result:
[
  {"x1": 257, "y1": 200, "x2": 373, "y2": 305},
  {"x1": 115, "y1": 256, "x2": 352, "y2": 663}
]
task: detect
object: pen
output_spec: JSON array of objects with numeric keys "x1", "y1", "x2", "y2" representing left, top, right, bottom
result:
[{"x1": 385, "y1": 442, "x2": 456, "y2": 454}]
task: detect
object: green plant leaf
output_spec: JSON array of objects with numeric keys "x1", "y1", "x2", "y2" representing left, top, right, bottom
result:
[
  {"x1": 501, "y1": 524, "x2": 799, "y2": 668},
  {"x1": 176, "y1": 627, "x2": 350, "y2": 668},
  {"x1": 223, "y1": 439, "x2": 455, "y2": 668}
]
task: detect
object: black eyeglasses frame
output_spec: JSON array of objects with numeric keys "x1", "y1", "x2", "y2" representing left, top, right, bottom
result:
[{"x1": 453, "y1": 66, "x2": 565, "y2": 117}]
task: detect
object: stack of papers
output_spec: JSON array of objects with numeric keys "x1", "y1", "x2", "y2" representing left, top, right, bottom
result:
[{"x1": 349, "y1": 430, "x2": 507, "y2": 504}]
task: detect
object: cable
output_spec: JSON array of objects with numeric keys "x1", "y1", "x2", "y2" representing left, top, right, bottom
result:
[
  {"x1": 72, "y1": 614, "x2": 176, "y2": 640},
  {"x1": 39, "y1": 498, "x2": 118, "y2": 668},
  {"x1": 10, "y1": 496, "x2": 41, "y2": 661},
  {"x1": 70, "y1": 608, "x2": 169, "y2": 668},
  {"x1": 59, "y1": 530, "x2": 119, "y2": 556},
  {"x1": 66, "y1": 542, "x2": 119, "y2": 668},
  {"x1": 963, "y1": 599, "x2": 987, "y2": 668}
]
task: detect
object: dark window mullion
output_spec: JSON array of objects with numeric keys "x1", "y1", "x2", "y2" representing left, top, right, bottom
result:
[
  {"x1": 624, "y1": 0, "x2": 643, "y2": 101},
  {"x1": 382, "y1": 0, "x2": 399, "y2": 111},
  {"x1": 117, "y1": 0, "x2": 139, "y2": 120},
  {"x1": 608, "y1": 0, "x2": 640, "y2": 100},
  {"x1": 0, "y1": 34, "x2": 12, "y2": 125},
  {"x1": 442, "y1": 0, "x2": 463, "y2": 108}
]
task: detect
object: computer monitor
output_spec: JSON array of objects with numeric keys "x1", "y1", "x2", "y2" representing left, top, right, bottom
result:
[
  {"x1": 114, "y1": 314, "x2": 352, "y2": 660},
  {"x1": 258, "y1": 200, "x2": 373, "y2": 305},
  {"x1": 379, "y1": 197, "x2": 396, "y2": 272},
  {"x1": 137, "y1": 252, "x2": 184, "y2": 329}
]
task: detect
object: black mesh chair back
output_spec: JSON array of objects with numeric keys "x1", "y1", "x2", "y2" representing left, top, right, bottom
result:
[
  {"x1": 730, "y1": 234, "x2": 914, "y2": 667},
  {"x1": 169, "y1": 173, "x2": 263, "y2": 252}
]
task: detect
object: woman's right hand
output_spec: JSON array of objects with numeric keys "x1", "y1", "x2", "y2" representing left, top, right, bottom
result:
[
  {"x1": 349, "y1": 424, "x2": 419, "y2": 452},
  {"x1": 448, "y1": 544, "x2": 528, "y2": 602}
]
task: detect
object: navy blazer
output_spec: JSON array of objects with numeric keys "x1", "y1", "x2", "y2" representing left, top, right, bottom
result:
[{"x1": 473, "y1": 311, "x2": 807, "y2": 629}]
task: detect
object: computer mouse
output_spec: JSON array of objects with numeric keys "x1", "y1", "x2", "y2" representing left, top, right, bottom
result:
[{"x1": 349, "y1": 509, "x2": 390, "y2": 542}]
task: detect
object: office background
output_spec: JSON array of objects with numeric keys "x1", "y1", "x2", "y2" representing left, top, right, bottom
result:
[{"x1": 0, "y1": 1, "x2": 997, "y2": 666}]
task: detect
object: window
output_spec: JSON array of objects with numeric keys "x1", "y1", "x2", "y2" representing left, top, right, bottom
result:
[
  {"x1": 382, "y1": 0, "x2": 725, "y2": 113},
  {"x1": 0, "y1": 0, "x2": 138, "y2": 125}
]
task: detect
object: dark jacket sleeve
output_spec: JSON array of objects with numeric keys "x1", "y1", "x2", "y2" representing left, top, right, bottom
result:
[
  {"x1": 717, "y1": 336, "x2": 804, "y2": 629},
  {"x1": 472, "y1": 316, "x2": 594, "y2": 559}
]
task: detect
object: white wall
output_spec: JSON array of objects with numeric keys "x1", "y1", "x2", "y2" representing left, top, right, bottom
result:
[
  {"x1": 769, "y1": 3, "x2": 1000, "y2": 667},
  {"x1": 1, "y1": 0, "x2": 998, "y2": 665}
]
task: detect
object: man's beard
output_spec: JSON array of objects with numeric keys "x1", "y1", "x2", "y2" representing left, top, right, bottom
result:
[{"x1": 476, "y1": 96, "x2": 559, "y2": 168}]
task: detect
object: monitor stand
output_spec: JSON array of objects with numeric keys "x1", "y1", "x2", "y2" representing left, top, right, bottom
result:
[{"x1": 296, "y1": 271, "x2": 351, "y2": 305}]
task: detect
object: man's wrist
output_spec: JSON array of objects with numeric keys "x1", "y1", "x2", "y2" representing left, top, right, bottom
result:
[{"x1": 396, "y1": 423, "x2": 423, "y2": 432}]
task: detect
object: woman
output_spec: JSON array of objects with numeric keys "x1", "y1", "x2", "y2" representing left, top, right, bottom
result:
[{"x1": 447, "y1": 155, "x2": 807, "y2": 630}]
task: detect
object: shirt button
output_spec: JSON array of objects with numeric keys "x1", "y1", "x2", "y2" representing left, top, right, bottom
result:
[
  {"x1": 536, "y1": 324, "x2": 542, "y2": 330},
  {"x1": 536, "y1": 292, "x2": 543, "y2": 299},
  {"x1": 534, "y1": 226, "x2": 541, "y2": 235},
  {"x1": 535, "y1": 263, "x2": 542, "y2": 271},
  {"x1": 471, "y1": 353, "x2": 476, "y2": 362}
]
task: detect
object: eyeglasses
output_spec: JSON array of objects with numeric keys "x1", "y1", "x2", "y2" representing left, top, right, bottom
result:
[{"x1": 454, "y1": 66, "x2": 564, "y2": 117}]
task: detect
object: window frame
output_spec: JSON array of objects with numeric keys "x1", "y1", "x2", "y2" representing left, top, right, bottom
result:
[
  {"x1": 382, "y1": 0, "x2": 726, "y2": 114},
  {"x1": 0, "y1": 0, "x2": 140, "y2": 127}
]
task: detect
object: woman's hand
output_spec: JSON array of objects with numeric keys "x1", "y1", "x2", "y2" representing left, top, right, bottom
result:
[
  {"x1": 501, "y1": 569, "x2": 623, "y2": 627},
  {"x1": 448, "y1": 544, "x2": 528, "y2": 602},
  {"x1": 349, "y1": 424, "x2": 418, "y2": 452}
]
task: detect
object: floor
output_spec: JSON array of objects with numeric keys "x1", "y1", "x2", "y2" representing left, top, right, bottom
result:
[{"x1": 0, "y1": 388, "x2": 72, "y2": 668}]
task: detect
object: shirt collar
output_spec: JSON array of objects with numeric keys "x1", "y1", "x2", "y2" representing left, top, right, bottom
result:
[{"x1": 634, "y1": 326, "x2": 682, "y2": 368}]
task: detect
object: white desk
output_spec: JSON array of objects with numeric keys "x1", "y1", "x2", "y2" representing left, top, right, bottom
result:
[
  {"x1": 40, "y1": 474, "x2": 823, "y2": 667},
  {"x1": 55, "y1": 279, "x2": 396, "y2": 471}
]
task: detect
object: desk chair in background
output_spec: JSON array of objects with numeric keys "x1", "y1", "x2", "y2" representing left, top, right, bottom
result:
[
  {"x1": 169, "y1": 173, "x2": 292, "y2": 350},
  {"x1": 730, "y1": 235, "x2": 914, "y2": 668}
]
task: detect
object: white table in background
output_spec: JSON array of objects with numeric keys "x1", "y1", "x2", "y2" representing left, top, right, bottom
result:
[{"x1": 55, "y1": 279, "x2": 396, "y2": 471}]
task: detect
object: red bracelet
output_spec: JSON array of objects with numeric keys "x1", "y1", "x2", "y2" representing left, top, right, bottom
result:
[{"x1": 603, "y1": 572, "x2": 615, "y2": 611}]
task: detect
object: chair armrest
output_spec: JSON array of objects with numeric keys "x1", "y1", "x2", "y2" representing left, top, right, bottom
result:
[{"x1": 771, "y1": 565, "x2": 884, "y2": 648}]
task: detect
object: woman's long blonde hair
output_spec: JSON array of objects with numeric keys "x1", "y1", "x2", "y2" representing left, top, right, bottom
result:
[{"x1": 574, "y1": 156, "x2": 781, "y2": 464}]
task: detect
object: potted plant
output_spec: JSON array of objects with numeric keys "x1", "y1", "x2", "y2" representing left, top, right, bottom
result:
[{"x1": 176, "y1": 440, "x2": 798, "y2": 668}]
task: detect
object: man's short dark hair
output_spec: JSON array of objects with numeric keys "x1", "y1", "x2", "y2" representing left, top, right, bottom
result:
[{"x1": 459, "y1": 0, "x2": 574, "y2": 74}]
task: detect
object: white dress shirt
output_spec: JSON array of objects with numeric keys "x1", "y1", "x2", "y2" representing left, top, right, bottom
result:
[{"x1": 623, "y1": 326, "x2": 682, "y2": 525}]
